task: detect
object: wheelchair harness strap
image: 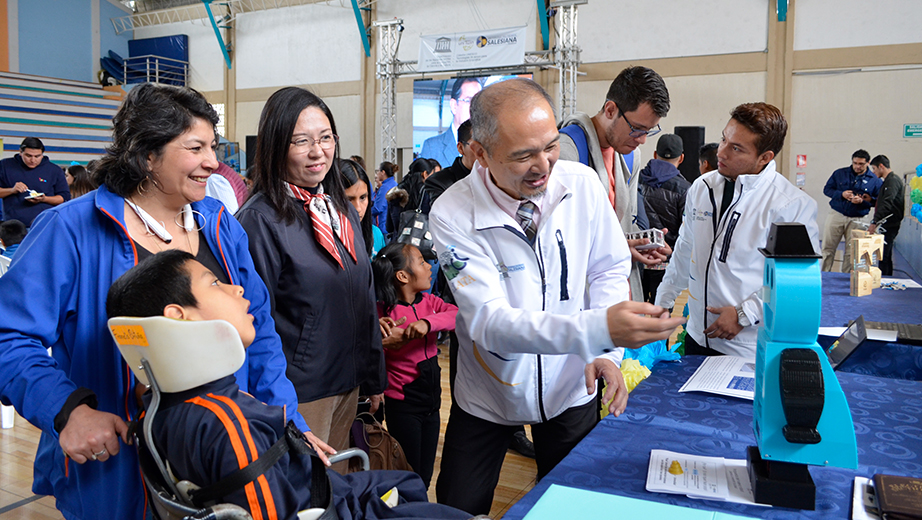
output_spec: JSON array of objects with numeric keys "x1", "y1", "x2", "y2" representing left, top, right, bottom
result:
[{"x1": 187, "y1": 421, "x2": 331, "y2": 512}]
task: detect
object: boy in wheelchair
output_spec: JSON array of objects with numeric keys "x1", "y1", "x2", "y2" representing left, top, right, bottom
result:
[{"x1": 106, "y1": 250, "x2": 471, "y2": 520}]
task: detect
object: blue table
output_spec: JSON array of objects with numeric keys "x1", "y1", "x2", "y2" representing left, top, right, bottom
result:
[
  {"x1": 504, "y1": 356, "x2": 922, "y2": 520},
  {"x1": 821, "y1": 272, "x2": 922, "y2": 380}
]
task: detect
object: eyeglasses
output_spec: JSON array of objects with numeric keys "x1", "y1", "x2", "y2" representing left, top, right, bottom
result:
[
  {"x1": 290, "y1": 134, "x2": 338, "y2": 150},
  {"x1": 619, "y1": 110, "x2": 661, "y2": 139}
]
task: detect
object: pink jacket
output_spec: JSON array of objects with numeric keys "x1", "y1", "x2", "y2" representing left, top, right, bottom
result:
[{"x1": 377, "y1": 293, "x2": 457, "y2": 401}]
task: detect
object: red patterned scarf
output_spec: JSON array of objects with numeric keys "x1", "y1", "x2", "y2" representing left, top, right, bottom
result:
[{"x1": 286, "y1": 182, "x2": 357, "y2": 269}]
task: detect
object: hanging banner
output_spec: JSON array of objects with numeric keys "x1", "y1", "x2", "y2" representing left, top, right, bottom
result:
[{"x1": 418, "y1": 26, "x2": 527, "y2": 73}]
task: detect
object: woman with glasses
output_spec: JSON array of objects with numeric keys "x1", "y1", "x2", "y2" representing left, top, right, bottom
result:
[{"x1": 237, "y1": 87, "x2": 385, "y2": 467}]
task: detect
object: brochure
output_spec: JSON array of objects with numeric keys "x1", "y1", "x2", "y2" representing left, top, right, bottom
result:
[{"x1": 679, "y1": 356, "x2": 755, "y2": 400}]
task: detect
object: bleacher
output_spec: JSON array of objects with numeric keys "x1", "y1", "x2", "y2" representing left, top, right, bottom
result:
[{"x1": 0, "y1": 71, "x2": 122, "y2": 166}]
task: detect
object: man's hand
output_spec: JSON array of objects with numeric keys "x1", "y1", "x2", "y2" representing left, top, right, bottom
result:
[
  {"x1": 378, "y1": 316, "x2": 406, "y2": 339},
  {"x1": 842, "y1": 190, "x2": 854, "y2": 200},
  {"x1": 404, "y1": 320, "x2": 431, "y2": 340},
  {"x1": 849, "y1": 195, "x2": 864, "y2": 205},
  {"x1": 368, "y1": 394, "x2": 384, "y2": 414},
  {"x1": 704, "y1": 306, "x2": 744, "y2": 340},
  {"x1": 304, "y1": 430, "x2": 336, "y2": 467},
  {"x1": 868, "y1": 223, "x2": 878, "y2": 234},
  {"x1": 59, "y1": 404, "x2": 130, "y2": 464},
  {"x1": 607, "y1": 301, "x2": 685, "y2": 349},
  {"x1": 26, "y1": 193, "x2": 45, "y2": 204},
  {"x1": 585, "y1": 358, "x2": 628, "y2": 417},
  {"x1": 13, "y1": 182, "x2": 28, "y2": 193}
]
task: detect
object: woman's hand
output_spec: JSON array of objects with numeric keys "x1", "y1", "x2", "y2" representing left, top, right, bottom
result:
[
  {"x1": 404, "y1": 320, "x2": 431, "y2": 340},
  {"x1": 368, "y1": 394, "x2": 384, "y2": 414},
  {"x1": 59, "y1": 405, "x2": 130, "y2": 464},
  {"x1": 304, "y1": 430, "x2": 335, "y2": 467}
]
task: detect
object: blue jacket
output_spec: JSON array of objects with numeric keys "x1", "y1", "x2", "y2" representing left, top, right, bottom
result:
[
  {"x1": 0, "y1": 184, "x2": 306, "y2": 520},
  {"x1": 420, "y1": 129, "x2": 459, "y2": 172},
  {"x1": 0, "y1": 154, "x2": 71, "y2": 226},
  {"x1": 823, "y1": 166, "x2": 881, "y2": 217},
  {"x1": 372, "y1": 176, "x2": 397, "y2": 235}
]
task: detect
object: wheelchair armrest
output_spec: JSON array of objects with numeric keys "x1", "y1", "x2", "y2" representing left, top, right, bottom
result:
[{"x1": 328, "y1": 447, "x2": 369, "y2": 471}]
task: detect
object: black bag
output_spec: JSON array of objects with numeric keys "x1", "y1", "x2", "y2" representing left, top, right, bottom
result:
[{"x1": 395, "y1": 209, "x2": 437, "y2": 260}]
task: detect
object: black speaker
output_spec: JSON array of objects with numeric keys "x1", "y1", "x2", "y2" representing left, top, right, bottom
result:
[
  {"x1": 245, "y1": 135, "x2": 257, "y2": 172},
  {"x1": 674, "y1": 126, "x2": 705, "y2": 183}
]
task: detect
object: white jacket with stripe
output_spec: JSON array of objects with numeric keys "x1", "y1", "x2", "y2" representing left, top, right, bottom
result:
[
  {"x1": 430, "y1": 159, "x2": 630, "y2": 425},
  {"x1": 654, "y1": 160, "x2": 819, "y2": 358}
]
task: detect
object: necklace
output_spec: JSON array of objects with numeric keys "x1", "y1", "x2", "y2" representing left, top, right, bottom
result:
[{"x1": 126, "y1": 199, "x2": 194, "y2": 244}]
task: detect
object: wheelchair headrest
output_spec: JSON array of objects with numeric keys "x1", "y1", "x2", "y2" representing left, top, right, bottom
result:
[{"x1": 108, "y1": 316, "x2": 245, "y2": 393}]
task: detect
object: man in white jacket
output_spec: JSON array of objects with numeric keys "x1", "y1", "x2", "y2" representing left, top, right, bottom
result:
[
  {"x1": 655, "y1": 103, "x2": 819, "y2": 359},
  {"x1": 430, "y1": 78, "x2": 684, "y2": 515}
]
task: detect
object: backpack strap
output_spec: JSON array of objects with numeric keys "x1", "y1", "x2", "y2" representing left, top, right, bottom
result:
[
  {"x1": 188, "y1": 421, "x2": 331, "y2": 511},
  {"x1": 559, "y1": 124, "x2": 591, "y2": 168}
]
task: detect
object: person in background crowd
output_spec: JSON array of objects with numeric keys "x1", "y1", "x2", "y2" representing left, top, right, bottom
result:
[
  {"x1": 237, "y1": 87, "x2": 386, "y2": 472},
  {"x1": 0, "y1": 137, "x2": 71, "y2": 226},
  {"x1": 699, "y1": 142, "x2": 719, "y2": 175},
  {"x1": 868, "y1": 154, "x2": 904, "y2": 276},
  {"x1": 349, "y1": 155, "x2": 366, "y2": 173},
  {"x1": 821, "y1": 149, "x2": 881, "y2": 272},
  {"x1": 0, "y1": 219, "x2": 27, "y2": 258},
  {"x1": 639, "y1": 133, "x2": 690, "y2": 303},
  {"x1": 387, "y1": 157, "x2": 437, "y2": 234},
  {"x1": 0, "y1": 83, "x2": 311, "y2": 520},
  {"x1": 66, "y1": 164, "x2": 98, "y2": 199},
  {"x1": 340, "y1": 158, "x2": 385, "y2": 258},
  {"x1": 372, "y1": 161, "x2": 398, "y2": 236}
]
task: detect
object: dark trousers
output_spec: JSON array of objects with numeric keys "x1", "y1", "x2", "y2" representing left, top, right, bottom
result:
[
  {"x1": 684, "y1": 333, "x2": 725, "y2": 356},
  {"x1": 383, "y1": 399, "x2": 440, "y2": 489},
  {"x1": 435, "y1": 399, "x2": 598, "y2": 515},
  {"x1": 641, "y1": 268, "x2": 666, "y2": 303},
  {"x1": 880, "y1": 229, "x2": 899, "y2": 276}
]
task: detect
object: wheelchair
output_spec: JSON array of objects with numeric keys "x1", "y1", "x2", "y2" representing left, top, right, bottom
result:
[{"x1": 109, "y1": 317, "x2": 369, "y2": 520}]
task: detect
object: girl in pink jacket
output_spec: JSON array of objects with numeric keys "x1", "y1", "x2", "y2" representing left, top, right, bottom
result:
[{"x1": 372, "y1": 243, "x2": 458, "y2": 489}]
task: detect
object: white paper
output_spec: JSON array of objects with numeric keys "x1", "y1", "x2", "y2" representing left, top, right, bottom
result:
[
  {"x1": 646, "y1": 450, "x2": 765, "y2": 506},
  {"x1": 880, "y1": 277, "x2": 922, "y2": 289},
  {"x1": 852, "y1": 477, "x2": 880, "y2": 520},
  {"x1": 818, "y1": 327, "x2": 898, "y2": 342},
  {"x1": 646, "y1": 449, "x2": 727, "y2": 500},
  {"x1": 679, "y1": 356, "x2": 755, "y2": 400}
]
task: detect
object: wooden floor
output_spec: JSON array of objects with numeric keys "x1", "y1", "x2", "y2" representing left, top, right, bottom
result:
[{"x1": 0, "y1": 294, "x2": 691, "y2": 519}]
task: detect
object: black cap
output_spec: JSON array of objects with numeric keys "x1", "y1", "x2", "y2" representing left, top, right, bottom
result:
[
  {"x1": 656, "y1": 134, "x2": 683, "y2": 159},
  {"x1": 759, "y1": 223, "x2": 821, "y2": 258}
]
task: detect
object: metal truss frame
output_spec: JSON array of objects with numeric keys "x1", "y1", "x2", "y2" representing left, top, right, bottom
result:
[{"x1": 374, "y1": 3, "x2": 583, "y2": 164}]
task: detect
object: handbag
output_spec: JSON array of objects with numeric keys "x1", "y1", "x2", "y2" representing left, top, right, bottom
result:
[
  {"x1": 349, "y1": 412, "x2": 412, "y2": 472},
  {"x1": 395, "y1": 209, "x2": 437, "y2": 260}
]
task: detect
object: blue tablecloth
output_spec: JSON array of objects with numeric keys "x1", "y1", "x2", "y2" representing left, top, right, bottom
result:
[
  {"x1": 504, "y1": 356, "x2": 922, "y2": 520},
  {"x1": 821, "y1": 272, "x2": 921, "y2": 327},
  {"x1": 820, "y1": 272, "x2": 922, "y2": 380}
]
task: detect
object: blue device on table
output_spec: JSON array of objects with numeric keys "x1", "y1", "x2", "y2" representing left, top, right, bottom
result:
[{"x1": 749, "y1": 223, "x2": 858, "y2": 510}]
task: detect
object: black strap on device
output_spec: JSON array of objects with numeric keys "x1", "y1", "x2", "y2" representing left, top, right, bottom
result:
[{"x1": 188, "y1": 421, "x2": 331, "y2": 511}]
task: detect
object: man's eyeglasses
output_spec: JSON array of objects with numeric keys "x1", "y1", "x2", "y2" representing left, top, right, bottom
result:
[
  {"x1": 290, "y1": 134, "x2": 338, "y2": 150},
  {"x1": 620, "y1": 110, "x2": 661, "y2": 139}
]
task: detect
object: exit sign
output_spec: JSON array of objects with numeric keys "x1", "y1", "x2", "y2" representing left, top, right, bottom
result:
[{"x1": 905, "y1": 124, "x2": 922, "y2": 138}]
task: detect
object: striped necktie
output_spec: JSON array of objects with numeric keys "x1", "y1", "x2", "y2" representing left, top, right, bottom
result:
[{"x1": 516, "y1": 201, "x2": 538, "y2": 245}]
